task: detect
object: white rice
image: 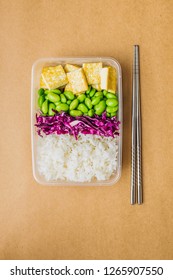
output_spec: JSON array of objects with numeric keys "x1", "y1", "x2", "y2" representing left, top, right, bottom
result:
[{"x1": 37, "y1": 134, "x2": 118, "y2": 182}]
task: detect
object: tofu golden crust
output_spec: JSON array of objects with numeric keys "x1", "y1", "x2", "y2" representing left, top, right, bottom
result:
[
  {"x1": 64, "y1": 64, "x2": 80, "y2": 73},
  {"x1": 67, "y1": 68, "x2": 88, "y2": 94},
  {"x1": 83, "y1": 62, "x2": 102, "y2": 85},
  {"x1": 92, "y1": 83, "x2": 102, "y2": 91},
  {"x1": 65, "y1": 83, "x2": 85, "y2": 95},
  {"x1": 40, "y1": 65, "x2": 68, "y2": 89},
  {"x1": 40, "y1": 75, "x2": 46, "y2": 88},
  {"x1": 101, "y1": 66, "x2": 116, "y2": 93},
  {"x1": 65, "y1": 83, "x2": 73, "y2": 92}
]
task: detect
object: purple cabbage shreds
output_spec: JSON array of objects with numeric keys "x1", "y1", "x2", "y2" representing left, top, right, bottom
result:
[{"x1": 35, "y1": 112, "x2": 120, "y2": 138}]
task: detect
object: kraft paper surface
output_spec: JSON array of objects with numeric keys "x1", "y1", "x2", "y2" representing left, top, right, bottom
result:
[{"x1": 0, "y1": 0, "x2": 173, "y2": 260}]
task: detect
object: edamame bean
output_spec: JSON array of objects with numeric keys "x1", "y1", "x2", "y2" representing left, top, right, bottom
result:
[
  {"x1": 38, "y1": 88, "x2": 44, "y2": 96},
  {"x1": 67, "y1": 100, "x2": 72, "y2": 105},
  {"x1": 103, "y1": 90, "x2": 108, "y2": 96},
  {"x1": 78, "y1": 104, "x2": 88, "y2": 113},
  {"x1": 64, "y1": 91, "x2": 75, "y2": 100},
  {"x1": 85, "y1": 98, "x2": 93, "y2": 109},
  {"x1": 70, "y1": 110, "x2": 83, "y2": 117},
  {"x1": 70, "y1": 99, "x2": 79, "y2": 110},
  {"x1": 89, "y1": 88, "x2": 96, "y2": 97},
  {"x1": 55, "y1": 101, "x2": 61, "y2": 106},
  {"x1": 49, "y1": 103, "x2": 56, "y2": 116},
  {"x1": 56, "y1": 103, "x2": 69, "y2": 112},
  {"x1": 60, "y1": 93, "x2": 67, "y2": 103},
  {"x1": 95, "y1": 91, "x2": 103, "y2": 98},
  {"x1": 88, "y1": 109, "x2": 94, "y2": 117},
  {"x1": 45, "y1": 89, "x2": 61, "y2": 94},
  {"x1": 106, "y1": 93, "x2": 117, "y2": 99},
  {"x1": 51, "y1": 89, "x2": 61, "y2": 94},
  {"x1": 47, "y1": 92, "x2": 60, "y2": 103},
  {"x1": 86, "y1": 85, "x2": 91, "y2": 94},
  {"x1": 42, "y1": 100, "x2": 48, "y2": 114},
  {"x1": 44, "y1": 90, "x2": 50, "y2": 94},
  {"x1": 106, "y1": 98, "x2": 118, "y2": 107},
  {"x1": 92, "y1": 96, "x2": 101, "y2": 106},
  {"x1": 106, "y1": 112, "x2": 111, "y2": 118},
  {"x1": 38, "y1": 95, "x2": 45, "y2": 108},
  {"x1": 77, "y1": 94, "x2": 86, "y2": 103},
  {"x1": 111, "y1": 112, "x2": 117, "y2": 117},
  {"x1": 94, "y1": 100, "x2": 106, "y2": 116},
  {"x1": 106, "y1": 106, "x2": 118, "y2": 113}
]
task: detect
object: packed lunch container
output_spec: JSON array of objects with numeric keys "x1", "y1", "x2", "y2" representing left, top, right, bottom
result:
[{"x1": 31, "y1": 57, "x2": 123, "y2": 186}]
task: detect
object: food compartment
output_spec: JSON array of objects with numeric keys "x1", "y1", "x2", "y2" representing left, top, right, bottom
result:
[{"x1": 31, "y1": 57, "x2": 122, "y2": 186}]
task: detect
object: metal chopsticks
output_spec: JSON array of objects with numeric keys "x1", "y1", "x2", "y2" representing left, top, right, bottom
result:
[{"x1": 131, "y1": 45, "x2": 143, "y2": 205}]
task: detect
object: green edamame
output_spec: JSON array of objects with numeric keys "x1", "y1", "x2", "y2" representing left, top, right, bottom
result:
[
  {"x1": 44, "y1": 90, "x2": 50, "y2": 94},
  {"x1": 92, "y1": 96, "x2": 101, "y2": 106},
  {"x1": 70, "y1": 110, "x2": 83, "y2": 117},
  {"x1": 106, "y1": 106, "x2": 118, "y2": 113},
  {"x1": 77, "y1": 94, "x2": 86, "y2": 103},
  {"x1": 103, "y1": 90, "x2": 108, "y2": 96},
  {"x1": 94, "y1": 100, "x2": 106, "y2": 115},
  {"x1": 55, "y1": 101, "x2": 61, "y2": 106},
  {"x1": 38, "y1": 88, "x2": 44, "y2": 96},
  {"x1": 56, "y1": 103, "x2": 69, "y2": 112},
  {"x1": 49, "y1": 103, "x2": 56, "y2": 116},
  {"x1": 111, "y1": 112, "x2": 117, "y2": 117},
  {"x1": 88, "y1": 109, "x2": 94, "y2": 117},
  {"x1": 60, "y1": 94, "x2": 67, "y2": 103},
  {"x1": 86, "y1": 85, "x2": 91, "y2": 94},
  {"x1": 85, "y1": 98, "x2": 93, "y2": 109},
  {"x1": 38, "y1": 95, "x2": 45, "y2": 108},
  {"x1": 95, "y1": 91, "x2": 103, "y2": 98},
  {"x1": 78, "y1": 104, "x2": 88, "y2": 113},
  {"x1": 106, "y1": 98, "x2": 118, "y2": 107},
  {"x1": 47, "y1": 92, "x2": 60, "y2": 103},
  {"x1": 106, "y1": 93, "x2": 117, "y2": 99},
  {"x1": 67, "y1": 100, "x2": 72, "y2": 105},
  {"x1": 42, "y1": 100, "x2": 48, "y2": 114},
  {"x1": 70, "y1": 99, "x2": 79, "y2": 110},
  {"x1": 89, "y1": 88, "x2": 96, "y2": 97},
  {"x1": 106, "y1": 112, "x2": 111, "y2": 117},
  {"x1": 51, "y1": 89, "x2": 61, "y2": 94},
  {"x1": 64, "y1": 91, "x2": 75, "y2": 100}
]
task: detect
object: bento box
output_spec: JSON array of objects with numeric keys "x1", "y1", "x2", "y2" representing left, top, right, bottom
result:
[{"x1": 31, "y1": 57, "x2": 122, "y2": 186}]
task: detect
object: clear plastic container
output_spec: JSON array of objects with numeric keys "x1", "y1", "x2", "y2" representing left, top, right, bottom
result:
[{"x1": 31, "y1": 57, "x2": 123, "y2": 186}]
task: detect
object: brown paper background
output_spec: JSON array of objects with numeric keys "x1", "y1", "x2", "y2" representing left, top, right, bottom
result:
[{"x1": 0, "y1": 0, "x2": 173, "y2": 260}]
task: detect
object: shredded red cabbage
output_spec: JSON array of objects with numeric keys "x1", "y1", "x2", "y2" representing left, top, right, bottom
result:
[{"x1": 35, "y1": 112, "x2": 120, "y2": 139}]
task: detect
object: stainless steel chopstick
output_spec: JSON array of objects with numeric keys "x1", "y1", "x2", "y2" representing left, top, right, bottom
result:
[
  {"x1": 131, "y1": 46, "x2": 137, "y2": 204},
  {"x1": 131, "y1": 45, "x2": 143, "y2": 205},
  {"x1": 136, "y1": 46, "x2": 143, "y2": 204}
]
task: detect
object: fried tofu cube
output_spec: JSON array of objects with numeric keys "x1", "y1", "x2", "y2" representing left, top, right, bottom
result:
[
  {"x1": 65, "y1": 82, "x2": 73, "y2": 92},
  {"x1": 40, "y1": 75, "x2": 46, "y2": 88},
  {"x1": 100, "y1": 66, "x2": 116, "y2": 93},
  {"x1": 65, "y1": 83, "x2": 84, "y2": 95},
  {"x1": 92, "y1": 83, "x2": 102, "y2": 91},
  {"x1": 67, "y1": 68, "x2": 88, "y2": 94},
  {"x1": 64, "y1": 64, "x2": 81, "y2": 92},
  {"x1": 40, "y1": 65, "x2": 68, "y2": 89},
  {"x1": 83, "y1": 62, "x2": 102, "y2": 85},
  {"x1": 64, "y1": 64, "x2": 80, "y2": 73}
]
